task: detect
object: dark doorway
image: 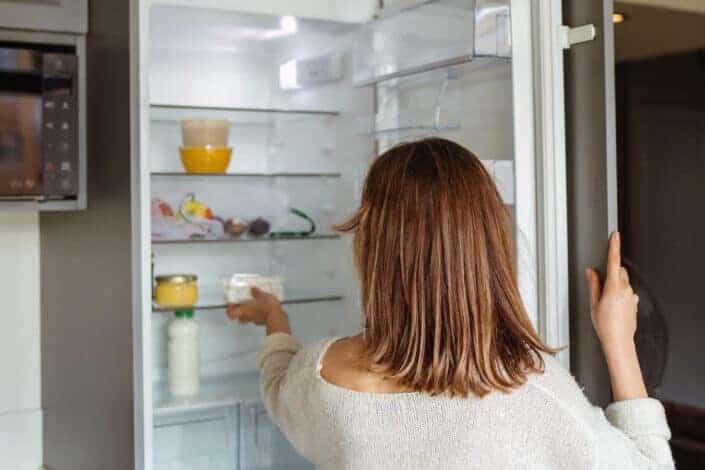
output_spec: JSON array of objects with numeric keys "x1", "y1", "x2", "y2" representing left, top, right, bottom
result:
[{"x1": 616, "y1": 37, "x2": 705, "y2": 470}]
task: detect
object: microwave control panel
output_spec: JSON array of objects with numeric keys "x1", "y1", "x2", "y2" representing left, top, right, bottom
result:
[{"x1": 41, "y1": 53, "x2": 78, "y2": 197}]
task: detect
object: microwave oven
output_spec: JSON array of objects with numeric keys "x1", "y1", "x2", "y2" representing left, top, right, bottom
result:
[{"x1": 0, "y1": 42, "x2": 80, "y2": 202}]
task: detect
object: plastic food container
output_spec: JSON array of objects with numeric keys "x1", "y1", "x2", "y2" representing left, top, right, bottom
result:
[
  {"x1": 181, "y1": 119, "x2": 230, "y2": 147},
  {"x1": 179, "y1": 146, "x2": 232, "y2": 173},
  {"x1": 221, "y1": 274, "x2": 283, "y2": 304},
  {"x1": 155, "y1": 274, "x2": 199, "y2": 308}
]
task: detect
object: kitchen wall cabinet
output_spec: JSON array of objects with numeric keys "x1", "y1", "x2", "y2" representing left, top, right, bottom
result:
[{"x1": 0, "y1": 0, "x2": 88, "y2": 34}]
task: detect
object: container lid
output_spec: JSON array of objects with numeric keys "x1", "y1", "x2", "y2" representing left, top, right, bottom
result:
[
  {"x1": 174, "y1": 309, "x2": 194, "y2": 318},
  {"x1": 155, "y1": 274, "x2": 197, "y2": 283}
]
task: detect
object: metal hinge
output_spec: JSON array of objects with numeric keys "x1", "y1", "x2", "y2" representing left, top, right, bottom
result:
[{"x1": 560, "y1": 24, "x2": 597, "y2": 49}]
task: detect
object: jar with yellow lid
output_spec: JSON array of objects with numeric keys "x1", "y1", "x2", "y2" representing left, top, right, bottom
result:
[{"x1": 155, "y1": 274, "x2": 199, "y2": 309}]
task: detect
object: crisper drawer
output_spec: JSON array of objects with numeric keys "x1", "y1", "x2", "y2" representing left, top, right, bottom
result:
[
  {"x1": 153, "y1": 408, "x2": 238, "y2": 470},
  {"x1": 239, "y1": 402, "x2": 314, "y2": 470}
]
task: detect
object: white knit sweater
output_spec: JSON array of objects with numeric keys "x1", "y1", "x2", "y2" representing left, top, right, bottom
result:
[{"x1": 258, "y1": 333, "x2": 674, "y2": 470}]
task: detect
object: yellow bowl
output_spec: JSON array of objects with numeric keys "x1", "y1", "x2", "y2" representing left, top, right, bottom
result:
[{"x1": 179, "y1": 146, "x2": 232, "y2": 174}]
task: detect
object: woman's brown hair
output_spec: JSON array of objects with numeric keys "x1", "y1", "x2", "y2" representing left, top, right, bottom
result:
[{"x1": 335, "y1": 138, "x2": 554, "y2": 397}]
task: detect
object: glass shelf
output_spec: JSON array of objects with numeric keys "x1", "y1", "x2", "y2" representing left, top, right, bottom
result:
[
  {"x1": 154, "y1": 372, "x2": 261, "y2": 418},
  {"x1": 151, "y1": 171, "x2": 341, "y2": 178},
  {"x1": 152, "y1": 233, "x2": 340, "y2": 244},
  {"x1": 150, "y1": 104, "x2": 339, "y2": 125},
  {"x1": 376, "y1": 58, "x2": 511, "y2": 89},
  {"x1": 152, "y1": 289, "x2": 344, "y2": 312},
  {"x1": 370, "y1": 124, "x2": 460, "y2": 136}
]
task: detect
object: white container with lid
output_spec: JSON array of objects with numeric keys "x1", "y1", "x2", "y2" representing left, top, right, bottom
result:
[
  {"x1": 168, "y1": 309, "x2": 200, "y2": 396},
  {"x1": 180, "y1": 119, "x2": 230, "y2": 147},
  {"x1": 221, "y1": 274, "x2": 283, "y2": 304}
]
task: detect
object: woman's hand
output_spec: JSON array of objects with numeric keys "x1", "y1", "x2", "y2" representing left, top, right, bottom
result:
[
  {"x1": 226, "y1": 287, "x2": 292, "y2": 335},
  {"x1": 585, "y1": 231, "x2": 639, "y2": 351},
  {"x1": 585, "y1": 231, "x2": 647, "y2": 401}
]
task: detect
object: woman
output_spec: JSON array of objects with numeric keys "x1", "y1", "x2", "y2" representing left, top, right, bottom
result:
[{"x1": 227, "y1": 138, "x2": 673, "y2": 469}]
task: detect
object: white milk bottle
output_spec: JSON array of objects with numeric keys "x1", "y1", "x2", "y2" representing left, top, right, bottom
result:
[{"x1": 168, "y1": 309, "x2": 200, "y2": 396}]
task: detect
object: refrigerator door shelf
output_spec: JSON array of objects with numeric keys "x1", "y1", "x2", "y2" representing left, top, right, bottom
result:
[
  {"x1": 358, "y1": 106, "x2": 465, "y2": 137},
  {"x1": 353, "y1": 0, "x2": 511, "y2": 86},
  {"x1": 375, "y1": 56, "x2": 510, "y2": 89},
  {"x1": 370, "y1": 124, "x2": 461, "y2": 136}
]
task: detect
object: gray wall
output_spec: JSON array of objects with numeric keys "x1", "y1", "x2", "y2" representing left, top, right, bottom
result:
[
  {"x1": 617, "y1": 52, "x2": 705, "y2": 409},
  {"x1": 40, "y1": 0, "x2": 133, "y2": 468}
]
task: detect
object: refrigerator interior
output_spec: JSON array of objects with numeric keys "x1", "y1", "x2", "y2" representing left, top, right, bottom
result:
[{"x1": 145, "y1": 2, "x2": 515, "y2": 469}]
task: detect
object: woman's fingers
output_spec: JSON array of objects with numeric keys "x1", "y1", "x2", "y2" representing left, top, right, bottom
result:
[
  {"x1": 606, "y1": 231, "x2": 621, "y2": 282},
  {"x1": 227, "y1": 303, "x2": 253, "y2": 323},
  {"x1": 226, "y1": 304, "x2": 239, "y2": 320},
  {"x1": 251, "y1": 286, "x2": 264, "y2": 298},
  {"x1": 585, "y1": 267, "x2": 602, "y2": 309}
]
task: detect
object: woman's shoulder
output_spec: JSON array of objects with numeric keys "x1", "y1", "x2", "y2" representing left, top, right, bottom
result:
[
  {"x1": 286, "y1": 336, "x2": 339, "y2": 375},
  {"x1": 258, "y1": 333, "x2": 334, "y2": 374},
  {"x1": 527, "y1": 353, "x2": 588, "y2": 402},
  {"x1": 524, "y1": 352, "x2": 603, "y2": 431}
]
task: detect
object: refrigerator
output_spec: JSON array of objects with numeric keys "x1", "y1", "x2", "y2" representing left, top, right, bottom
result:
[
  {"x1": 136, "y1": 1, "x2": 539, "y2": 468},
  {"x1": 38, "y1": 0, "x2": 622, "y2": 469}
]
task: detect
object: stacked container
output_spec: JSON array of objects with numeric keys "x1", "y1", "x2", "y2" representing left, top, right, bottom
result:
[{"x1": 179, "y1": 119, "x2": 232, "y2": 173}]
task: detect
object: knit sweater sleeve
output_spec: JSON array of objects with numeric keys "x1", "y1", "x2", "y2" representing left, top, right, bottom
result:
[
  {"x1": 256, "y1": 332, "x2": 311, "y2": 458},
  {"x1": 533, "y1": 354, "x2": 674, "y2": 470},
  {"x1": 595, "y1": 398, "x2": 674, "y2": 469}
]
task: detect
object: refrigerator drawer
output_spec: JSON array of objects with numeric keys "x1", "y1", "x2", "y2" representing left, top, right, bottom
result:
[
  {"x1": 239, "y1": 402, "x2": 314, "y2": 470},
  {"x1": 153, "y1": 408, "x2": 238, "y2": 470}
]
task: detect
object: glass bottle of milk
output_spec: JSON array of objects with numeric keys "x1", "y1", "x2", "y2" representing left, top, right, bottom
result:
[{"x1": 168, "y1": 309, "x2": 200, "y2": 396}]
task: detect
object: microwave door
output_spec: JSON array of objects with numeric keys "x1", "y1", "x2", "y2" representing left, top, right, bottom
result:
[{"x1": 0, "y1": 93, "x2": 42, "y2": 197}]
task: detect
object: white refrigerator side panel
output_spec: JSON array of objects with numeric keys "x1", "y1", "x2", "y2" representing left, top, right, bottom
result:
[
  {"x1": 133, "y1": 1, "x2": 153, "y2": 469},
  {"x1": 534, "y1": 0, "x2": 569, "y2": 366},
  {"x1": 510, "y1": 0, "x2": 539, "y2": 329},
  {"x1": 511, "y1": 0, "x2": 570, "y2": 368}
]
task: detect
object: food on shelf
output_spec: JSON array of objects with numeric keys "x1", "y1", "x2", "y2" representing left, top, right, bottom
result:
[
  {"x1": 179, "y1": 146, "x2": 233, "y2": 174},
  {"x1": 224, "y1": 217, "x2": 248, "y2": 237},
  {"x1": 248, "y1": 217, "x2": 271, "y2": 236},
  {"x1": 270, "y1": 207, "x2": 317, "y2": 238},
  {"x1": 221, "y1": 274, "x2": 283, "y2": 304},
  {"x1": 152, "y1": 198, "x2": 175, "y2": 218},
  {"x1": 176, "y1": 193, "x2": 224, "y2": 238},
  {"x1": 180, "y1": 119, "x2": 229, "y2": 147},
  {"x1": 178, "y1": 118, "x2": 232, "y2": 174},
  {"x1": 152, "y1": 193, "x2": 235, "y2": 240},
  {"x1": 168, "y1": 309, "x2": 200, "y2": 396},
  {"x1": 155, "y1": 274, "x2": 199, "y2": 308},
  {"x1": 151, "y1": 197, "x2": 201, "y2": 239},
  {"x1": 180, "y1": 194, "x2": 214, "y2": 220}
]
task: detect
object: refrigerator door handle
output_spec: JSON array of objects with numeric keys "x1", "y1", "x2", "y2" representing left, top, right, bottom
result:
[{"x1": 560, "y1": 24, "x2": 597, "y2": 49}]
